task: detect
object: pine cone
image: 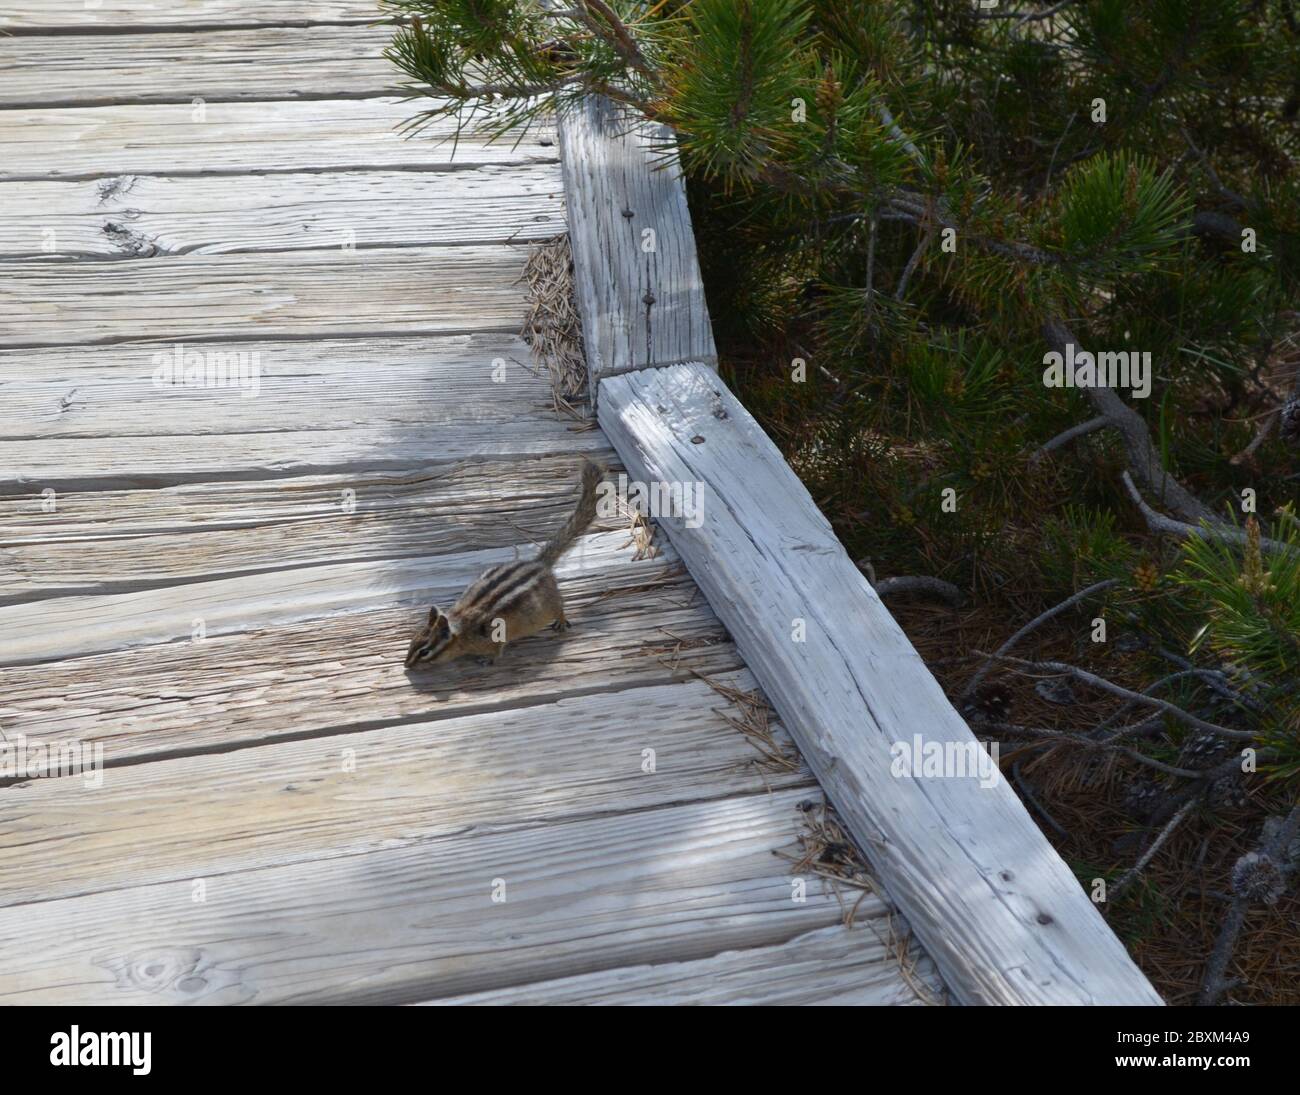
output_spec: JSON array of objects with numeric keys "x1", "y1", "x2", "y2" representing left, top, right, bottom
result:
[
  {"x1": 1208, "y1": 772, "x2": 1248, "y2": 811},
  {"x1": 1280, "y1": 395, "x2": 1300, "y2": 445},
  {"x1": 963, "y1": 682, "x2": 1012, "y2": 722},
  {"x1": 1122, "y1": 777, "x2": 1165, "y2": 821},
  {"x1": 1178, "y1": 732, "x2": 1230, "y2": 771},
  {"x1": 1231, "y1": 850, "x2": 1286, "y2": 905}
]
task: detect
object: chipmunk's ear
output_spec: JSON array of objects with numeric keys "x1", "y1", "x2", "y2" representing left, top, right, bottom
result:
[
  {"x1": 431, "y1": 609, "x2": 452, "y2": 639},
  {"x1": 428, "y1": 605, "x2": 442, "y2": 625}
]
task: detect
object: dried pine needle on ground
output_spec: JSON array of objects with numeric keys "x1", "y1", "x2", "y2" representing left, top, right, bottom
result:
[{"x1": 519, "y1": 233, "x2": 590, "y2": 420}]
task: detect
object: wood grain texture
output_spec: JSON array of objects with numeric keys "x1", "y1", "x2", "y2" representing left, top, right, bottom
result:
[
  {"x1": 0, "y1": 166, "x2": 564, "y2": 258},
  {"x1": 0, "y1": 548, "x2": 739, "y2": 763},
  {"x1": 2, "y1": 426, "x2": 608, "y2": 494},
  {"x1": 0, "y1": 333, "x2": 600, "y2": 490},
  {"x1": 0, "y1": 26, "x2": 398, "y2": 107},
  {"x1": 558, "y1": 94, "x2": 715, "y2": 388},
  {"x1": 0, "y1": 1, "x2": 384, "y2": 31},
  {"x1": 0, "y1": 671, "x2": 811, "y2": 907},
  {"x1": 598, "y1": 362, "x2": 1163, "y2": 1006},
  {"x1": 0, "y1": 788, "x2": 859, "y2": 1005},
  {"x1": 1, "y1": 334, "x2": 560, "y2": 440},
  {"x1": 1, "y1": 245, "x2": 530, "y2": 348},
  {"x1": 0, "y1": 453, "x2": 622, "y2": 599},
  {"x1": 0, "y1": 99, "x2": 556, "y2": 181},
  {"x1": 422, "y1": 923, "x2": 943, "y2": 1006}
]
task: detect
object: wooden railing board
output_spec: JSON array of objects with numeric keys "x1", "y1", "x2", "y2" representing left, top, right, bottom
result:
[
  {"x1": 0, "y1": 245, "x2": 530, "y2": 348},
  {"x1": 0, "y1": 99, "x2": 555, "y2": 181},
  {"x1": 596, "y1": 361, "x2": 1164, "y2": 1006},
  {"x1": 557, "y1": 94, "x2": 715, "y2": 391},
  {"x1": 0, "y1": 1, "x2": 385, "y2": 32},
  {"x1": 0, "y1": 670, "x2": 812, "y2": 907}
]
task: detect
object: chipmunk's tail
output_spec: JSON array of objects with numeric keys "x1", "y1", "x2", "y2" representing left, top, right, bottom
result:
[{"x1": 539, "y1": 458, "x2": 604, "y2": 567}]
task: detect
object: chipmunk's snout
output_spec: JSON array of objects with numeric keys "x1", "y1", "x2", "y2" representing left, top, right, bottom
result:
[
  {"x1": 404, "y1": 637, "x2": 428, "y2": 669},
  {"x1": 405, "y1": 606, "x2": 452, "y2": 669}
]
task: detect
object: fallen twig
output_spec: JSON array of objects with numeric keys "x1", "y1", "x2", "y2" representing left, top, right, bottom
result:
[
  {"x1": 978, "y1": 652, "x2": 1256, "y2": 741},
  {"x1": 961, "y1": 578, "x2": 1119, "y2": 701}
]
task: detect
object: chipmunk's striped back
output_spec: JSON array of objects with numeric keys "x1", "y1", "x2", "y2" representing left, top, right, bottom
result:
[{"x1": 404, "y1": 459, "x2": 605, "y2": 670}]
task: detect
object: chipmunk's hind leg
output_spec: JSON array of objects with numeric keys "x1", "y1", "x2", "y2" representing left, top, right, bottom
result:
[{"x1": 539, "y1": 571, "x2": 569, "y2": 632}]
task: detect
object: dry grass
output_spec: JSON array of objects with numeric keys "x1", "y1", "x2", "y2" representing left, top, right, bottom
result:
[
  {"x1": 779, "y1": 799, "x2": 946, "y2": 1004},
  {"x1": 519, "y1": 233, "x2": 590, "y2": 420}
]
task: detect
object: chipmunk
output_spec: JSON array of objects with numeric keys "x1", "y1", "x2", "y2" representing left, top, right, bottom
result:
[{"x1": 404, "y1": 458, "x2": 604, "y2": 670}]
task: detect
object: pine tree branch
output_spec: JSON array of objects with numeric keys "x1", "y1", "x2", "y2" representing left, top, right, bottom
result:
[
  {"x1": 575, "y1": 0, "x2": 658, "y2": 85},
  {"x1": 1043, "y1": 316, "x2": 1217, "y2": 524},
  {"x1": 1120, "y1": 471, "x2": 1294, "y2": 557}
]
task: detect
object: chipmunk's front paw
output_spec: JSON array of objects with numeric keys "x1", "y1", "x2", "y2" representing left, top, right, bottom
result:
[{"x1": 550, "y1": 617, "x2": 570, "y2": 633}]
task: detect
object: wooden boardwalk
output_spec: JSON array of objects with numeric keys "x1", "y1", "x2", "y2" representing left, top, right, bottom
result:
[{"x1": 0, "y1": 4, "x2": 942, "y2": 1004}]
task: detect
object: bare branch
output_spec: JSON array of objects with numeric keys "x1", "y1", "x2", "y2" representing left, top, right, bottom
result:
[
  {"x1": 962, "y1": 578, "x2": 1119, "y2": 701},
  {"x1": 1120, "y1": 471, "x2": 1294, "y2": 556},
  {"x1": 979, "y1": 652, "x2": 1257, "y2": 741},
  {"x1": 1199, "y1": 804, "x2": 1300, "y2": 1005},
  {"x1": 1043, "y1": 317, "x2": 1217, "y2": 523},
  {"x1": 1029, "y1": 414, "x2": 1111, "y2": 467},
  {"x1": 1110, "y1": 798, "x2": 1198, "y2": 900}
]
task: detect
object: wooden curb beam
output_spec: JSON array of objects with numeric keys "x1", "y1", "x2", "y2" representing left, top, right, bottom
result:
[
  {"x1": 556, "y1": 95, "x2": 717, "y2": 391},
  {"x1": 561, "y1": 95, "x2": 1164, "y2": 1006}
]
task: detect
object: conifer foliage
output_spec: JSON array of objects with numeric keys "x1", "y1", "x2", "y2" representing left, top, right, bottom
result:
[{"x1": 386, "y1": 1, "x2": 1300, "y2": 999}]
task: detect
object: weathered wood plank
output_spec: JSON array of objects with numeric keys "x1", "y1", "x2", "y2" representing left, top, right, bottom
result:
[
  {"x1": 422, "y1": 923, "x2": 942, "y2": 1006},
  {"x1": 598, "y1": 362, "x2": 1163, "y2": 1006},
  {"x1": 1, "y1": 425, "x2": 608, "y2": 495},
  {"x1": 0, "y1": 26, "x2": 397, "y2": 107},
  {"x1": 0, "y1": 529, "x2": 654, "y2": 666},
  {"x1": 0, "y1": 1, "x2": 383, "y2": 31},
  {"x1": 0, "y1": 454, "x2": 621, "y2": 599},
  {"x1": 0, "y1": 166, "x2": 564, "y2": 258},
  {"x1": 0, "y1": 544, "x2": 737, "y2": 762},
  {"x1": 0, "y1": 671, "x2": 807, "y2": 907},
  {"x1": 0, "y1": 99, "x2": 555, "y2": 181},
  {"x1": 0, "y1": 245, "x2": 529, "y2": 348},
  {"x1": 0, "y1": 334, "x2": 561, "y2": 441},
  {"x1": 558, "y1": 94, "x2": 716, "y2": 388},
  {"x1": 0, "y1": 788, "x2": 854, "y2": 1005}
]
